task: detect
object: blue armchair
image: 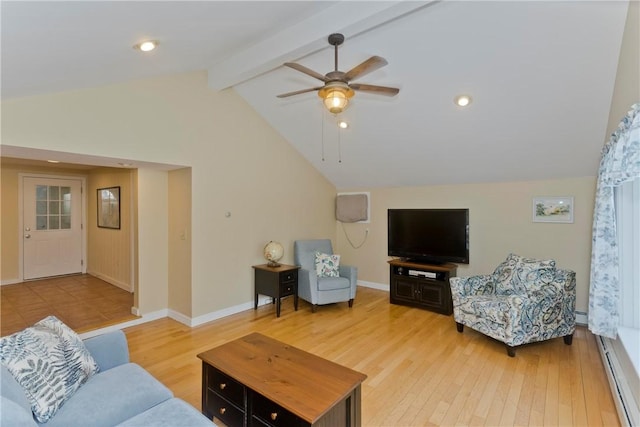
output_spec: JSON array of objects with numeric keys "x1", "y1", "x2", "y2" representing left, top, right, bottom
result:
[
  {"x1": 449, "y1": 253, "x2": 576, "y2": 357},
  {"x1": 294, "y1": 239, "x2": 357, "y2": 312}
]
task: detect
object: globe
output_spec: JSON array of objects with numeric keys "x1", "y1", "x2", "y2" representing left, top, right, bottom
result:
[{"x1": 264, "y1": 241, "x2": 284, "y2": 267}]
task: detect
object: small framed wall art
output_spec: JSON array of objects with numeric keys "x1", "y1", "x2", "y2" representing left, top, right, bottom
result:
[
  {"x1": 97, "y1": 186, "x2": 121, "y2": 229},
  {"x1": 532, "y1": 196, "x2": 574, "y2": 223}
]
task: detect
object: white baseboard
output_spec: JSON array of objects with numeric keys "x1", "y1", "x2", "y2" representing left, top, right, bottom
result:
[
  {"x1": 358, "y1": 280, "x2": 389, "y2": 291},
  {"x1": 167, "y1": 309, "x2": 192, "y2": 327},
  {"x1": 575, "y1": 311, "x2": 588, "y2": 326},
  {"x1": 164, "y1": 297, "x2": 274, "y2": 328},
  {"x1": 597, "y1": 333, "x2": 640, "y2": 427},
  {"x1": 78, "y1": 309, "x2": 168, "y2": 339},
  {"x1": 79, "y1": 296, "x2": 277, "y2": 337},
  {"x1": 1, "y1": 279, "x2": 22, "y2": 286},
  {"x1": 87, "y1": 271, "x2": 133, "y2": 292},
  {"x1": 188, "y1": 296, "x2": 273, "y2": 327}
]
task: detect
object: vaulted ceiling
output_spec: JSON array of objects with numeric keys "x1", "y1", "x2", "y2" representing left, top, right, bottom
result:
[{"x1": 1, "y1": 1, "x2": 630, "y2": 189}]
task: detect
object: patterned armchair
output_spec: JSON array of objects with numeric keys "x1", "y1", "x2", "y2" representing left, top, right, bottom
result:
[{"x1": 449, "y1": 253, "x2": 576, "y2": 357}]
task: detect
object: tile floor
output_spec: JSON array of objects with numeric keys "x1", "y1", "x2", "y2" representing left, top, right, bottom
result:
[{"x1": 1, "y1": 274, "x2": 136, "y2": 336}]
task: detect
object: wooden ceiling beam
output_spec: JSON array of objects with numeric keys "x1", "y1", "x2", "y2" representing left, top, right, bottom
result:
[{"x1": 206, "y1": 1, "x2": 434, "y2": 91}]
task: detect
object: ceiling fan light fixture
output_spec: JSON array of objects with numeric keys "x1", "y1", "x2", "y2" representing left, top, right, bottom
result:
[
  {"x1": 324, "y1": 90, "x2": 348, "y2": 114},
  {"x1": 277, "y1": 33, "x2": 399, "y2": 114},
  {"x1": 319, "y1": 84, "x2": 355, "y2": 114}
]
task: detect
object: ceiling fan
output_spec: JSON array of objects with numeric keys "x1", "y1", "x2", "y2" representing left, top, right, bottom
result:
[{"x1": 277, "y1": 33, "x2": 400, "y2": 114}]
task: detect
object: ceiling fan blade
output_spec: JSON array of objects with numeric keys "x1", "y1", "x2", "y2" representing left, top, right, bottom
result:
[
  {"x1": 277, "y1": 87, "x2": 323, "y2": 98},
  {"x1": 343, "y1": 56, "x2": 388, "y2": 82},
  {"x1": 350, "y1": 83, "x2": 399, "y2": 96},
  {"x1": 284, "y1": 63, "x2": 328, "y2": 82}
]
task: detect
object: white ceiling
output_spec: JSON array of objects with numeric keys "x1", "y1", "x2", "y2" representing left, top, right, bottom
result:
[{"x1": 1, "y1": 1, "x2": 630, "y2": 189}]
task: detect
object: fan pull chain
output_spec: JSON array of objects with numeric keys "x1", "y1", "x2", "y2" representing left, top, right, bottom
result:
[
  {"x1": 337, "y1": 114, "x2": 342, "y2": 163},
  {"x1": 321, "y1": 108, "x2": 325, "y2": 161}
]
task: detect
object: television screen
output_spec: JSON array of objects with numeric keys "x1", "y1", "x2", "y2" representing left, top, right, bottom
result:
[{"x1": 388, "y1": 209, "x2": 469, "y2": 264}]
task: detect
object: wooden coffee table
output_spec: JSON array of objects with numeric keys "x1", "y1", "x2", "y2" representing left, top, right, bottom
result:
[{"x1": 197, "y1": 332, "x2": 367, "y2": 427}]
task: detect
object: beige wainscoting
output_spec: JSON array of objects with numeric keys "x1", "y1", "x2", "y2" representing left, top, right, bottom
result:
[{"x1": 88, "y1": 167, "x2": 134, "y2": 291}]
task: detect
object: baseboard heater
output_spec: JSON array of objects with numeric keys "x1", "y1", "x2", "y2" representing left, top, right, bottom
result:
[{"x1": 596, "y1": 335, "x2": 639, "y2": 427}]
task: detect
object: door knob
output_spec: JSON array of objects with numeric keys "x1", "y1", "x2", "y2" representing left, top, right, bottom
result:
[
  {"x1": 24, "y1": 234, "x2": 31, "y2": 239},
  {"x1": 25, "y1": 227, "x2": 31, "y2": 231}
]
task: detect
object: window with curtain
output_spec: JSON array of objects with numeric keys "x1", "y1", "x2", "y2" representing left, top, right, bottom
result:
[{"x1": 589, "y1": 103, "x2": 639, "y2": 339}]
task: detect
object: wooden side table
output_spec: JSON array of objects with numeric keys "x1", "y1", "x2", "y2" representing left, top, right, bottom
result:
[{"x1": 252, "y1": 264, "x2": 299, "y2": 317}]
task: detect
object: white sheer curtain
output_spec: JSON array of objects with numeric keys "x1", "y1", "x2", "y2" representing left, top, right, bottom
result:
[
  {"x1": 616, "y1": 178, "x2": 640, "y2": 330},
  {"x1": 589, "y1": 103, "x2": 640, "y2": 338}
]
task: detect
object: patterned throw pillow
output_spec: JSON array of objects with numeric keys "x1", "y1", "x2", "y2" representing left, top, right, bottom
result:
[
  {"x1": 0, "y1": 316, "x2": 99, "y2": 423},
  {"x1": 493, "y1": 253, "x2": 556, "y2": 295},
  {"x1": 492, "y1": 253, "x2": 521, "y2": 295},
  {"x1": 315, "y1": 252, "x2": 340, "y2": 277},
  {"x1": 514, "y1": 255, "x2": 556, "y2": 293}
]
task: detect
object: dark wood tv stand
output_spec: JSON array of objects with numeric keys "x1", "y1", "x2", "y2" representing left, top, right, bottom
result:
[{"x1": 388, "y1": 260, "x2": 457, "y2": 315}]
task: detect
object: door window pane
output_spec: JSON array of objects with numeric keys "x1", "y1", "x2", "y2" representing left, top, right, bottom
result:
[
  {"x1": 37, "y1": 216, "x2": 47, "y2": 230},
  {"x1": 49, "y1": 201, "x2": 60, "y2": 215},
  {"x1": 49, "y1": 186, "x2": 60, "y2": 199},
  {"x1": 36, "y1": 201, "x2": 47, "y2": 215},
  {"x1": 33, "y1": 184, "x2": 73, "y2": 230},
  {"x1": 36, "y1": 185, "x2": 48, "y2": 200}
]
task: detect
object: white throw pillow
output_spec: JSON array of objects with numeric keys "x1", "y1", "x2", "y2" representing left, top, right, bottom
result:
[
  {"x1": 0, "y1": 316, "x2": 99, "y2": 423},
  {"x1": 315, "y1": 252, "x2": 341, "y2": 278}
]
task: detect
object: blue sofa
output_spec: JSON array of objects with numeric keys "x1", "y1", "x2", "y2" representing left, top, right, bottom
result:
[{"x1": 1, "y1": 330, "x2": 215, "y2": 427}]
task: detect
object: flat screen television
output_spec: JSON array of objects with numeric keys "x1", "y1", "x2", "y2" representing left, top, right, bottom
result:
[{"x1": 388, "y1": 208, "x2": 469, "y2": 264}]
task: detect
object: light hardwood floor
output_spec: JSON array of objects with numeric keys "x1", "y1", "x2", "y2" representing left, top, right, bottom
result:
[
  {"x1": 123, "y1": 286, "x2": 620, "y2": 427},
  {"x1": 0, "y1": 274, "x2": 136, "y2": 336}
]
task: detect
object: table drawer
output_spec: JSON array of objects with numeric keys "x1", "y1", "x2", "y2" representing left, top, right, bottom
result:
[
  {"x1": 280, "y1": 270, "x2": 297, "y2": 283},
  {"x1": 279, "y1": 282, "x2": 295, "y2": 296},
  {"x1": 206, "y1": 391, "x2": 245, "y2": 427},
  {"x1": 251, "y1": 392, "x2": 308, "y2": 427},
  {"x1": 207, "y1": 367, "x2": 244, "y2": 408}
]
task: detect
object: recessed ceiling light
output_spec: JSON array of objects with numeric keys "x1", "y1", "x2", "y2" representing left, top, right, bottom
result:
[
  {"x1": 47, "y1": 160, "x2": 60, "y2": 163},
  {"x1": 338, "y1": 121, "x2": 349, "y2": 129},
  {"x1": 454, "y1": 95, "x2": 472, "y2": 107},
  {"x1": 133, "y1": 40, "x2": 158, "y2": 52},
  {"x1": 118, "y1": 162, "x2": 133, "y2": 167}
]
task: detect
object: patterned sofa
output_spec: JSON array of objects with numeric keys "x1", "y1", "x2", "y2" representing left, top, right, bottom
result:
[{"x1": 449, "y1": 253, "x2": 576, "y2": 357}]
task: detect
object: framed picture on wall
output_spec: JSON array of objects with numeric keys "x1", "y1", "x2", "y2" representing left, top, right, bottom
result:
[
  {"x1": 532, "y1": 196, "x2": 574, "y2": 223},
  {"x1": 97, "y1": 186, "x2": 121, "y2": 229}
]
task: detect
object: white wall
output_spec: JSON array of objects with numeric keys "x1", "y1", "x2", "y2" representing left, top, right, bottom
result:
[
  {"x1": 2, "y1": 70, "x2": 337, "y2": 318},
  {"x1": 136, "y1": 168, "x2": 169, "y2": 314}
]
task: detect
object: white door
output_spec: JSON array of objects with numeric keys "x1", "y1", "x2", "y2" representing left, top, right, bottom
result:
[{"x1": 23, "y1": 177, "x2": 83, "y2": 280}]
